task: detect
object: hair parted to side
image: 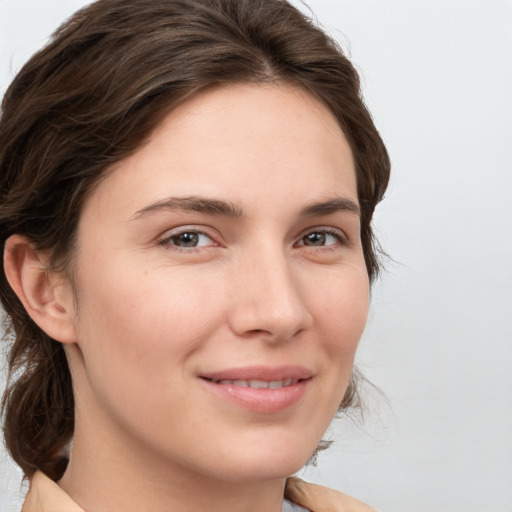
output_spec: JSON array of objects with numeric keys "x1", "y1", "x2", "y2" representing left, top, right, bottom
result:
[{"x1": 0, "y1": 0, "x2": 390, "y2": 481}]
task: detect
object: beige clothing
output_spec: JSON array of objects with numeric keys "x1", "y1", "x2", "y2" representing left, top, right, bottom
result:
[{"x1": 22, "y1": 470, "x2": 376, "y2": 512}]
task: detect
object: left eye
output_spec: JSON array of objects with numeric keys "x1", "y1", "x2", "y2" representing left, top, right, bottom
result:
[
  {"x1": 164, "y1": 231, "x2": 214, "y2": 248},
  {"x1": 297, "y1": 230, "x2": 342, "y2": 247}
]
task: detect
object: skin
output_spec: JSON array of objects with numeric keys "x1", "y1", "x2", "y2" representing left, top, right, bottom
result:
[{"x1": 6, "y1": 83, "x2": 369, "y2": 512}]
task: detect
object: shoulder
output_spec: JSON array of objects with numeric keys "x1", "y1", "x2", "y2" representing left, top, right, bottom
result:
[{"x1": 284, "y1": 476, "x2": 377, "y2": 512}]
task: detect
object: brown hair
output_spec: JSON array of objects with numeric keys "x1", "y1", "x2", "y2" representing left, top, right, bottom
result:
[{"x1": 0, "y1": 0, "x2": 390, "y2": 481}]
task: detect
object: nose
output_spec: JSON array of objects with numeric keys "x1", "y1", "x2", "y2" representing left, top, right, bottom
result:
[{"x1": 228, "y1": 246, "x2": 313, "y2": 342}]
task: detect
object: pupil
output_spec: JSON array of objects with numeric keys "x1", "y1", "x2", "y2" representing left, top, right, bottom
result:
[
  {"x1": 305, "y1": 232, "x2": 325, "y2": 246},
  {"x1": 177, "y1": 232, "x2": 198, "y2": 247}
]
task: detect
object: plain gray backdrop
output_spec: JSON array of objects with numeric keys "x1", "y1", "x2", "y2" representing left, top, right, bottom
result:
[{"x1": 1, "y1": 1, "x2": 511, "y2": 511}]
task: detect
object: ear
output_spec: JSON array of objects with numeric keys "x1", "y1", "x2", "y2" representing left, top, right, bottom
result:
[{"x1": 3, "y1": 234, "x2": 77, "y2": 344}]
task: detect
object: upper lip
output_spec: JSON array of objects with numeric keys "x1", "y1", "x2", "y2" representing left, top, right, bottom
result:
[{"x1": 199, "y1": 365, "x2": 313, "y2": 382}]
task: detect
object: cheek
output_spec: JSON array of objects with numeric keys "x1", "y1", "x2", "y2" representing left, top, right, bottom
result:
[
  {"x1": 69, "y1": 266, "x2": 218, "y2": 433},
  {"x1": 310, "y1": 263, "x2": 369, "y2": 412},
  {"x1": 313, "y1": 265, "x2": 370, "y2": 352},
  {"x1": 73, "y1": 258, "x2": 225, "y2": 380}
]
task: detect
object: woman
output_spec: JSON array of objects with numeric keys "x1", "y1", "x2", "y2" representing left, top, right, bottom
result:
[{"x1": 0, "y1": 0, "x2": 390, "y2": 510}]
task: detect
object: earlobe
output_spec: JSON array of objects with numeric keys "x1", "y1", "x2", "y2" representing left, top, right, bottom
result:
[{"x1": 3, "y1": 234, "x2": 77, "y2": 344}]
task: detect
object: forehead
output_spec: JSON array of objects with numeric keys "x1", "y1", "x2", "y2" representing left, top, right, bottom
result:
[{"x1": 81, "y1": 83, "x2": 357, "y2": 222}]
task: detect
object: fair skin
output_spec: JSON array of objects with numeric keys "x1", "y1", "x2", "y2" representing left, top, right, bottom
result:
[{"x1": 5, "y1": 84, "x2": 369, "y2": 512}]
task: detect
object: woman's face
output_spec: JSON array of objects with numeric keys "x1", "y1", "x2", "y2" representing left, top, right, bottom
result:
[{"x1": 65, "y1": 83, "x2": 369, "y2": 482}]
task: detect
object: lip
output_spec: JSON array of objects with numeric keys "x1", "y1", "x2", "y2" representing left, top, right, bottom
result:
[
  {"x1": 200, "y1": 365, "x2": 312, "y2": 382},
  {"x1": 199, "y1": 365, "x2": 312, "y2": 414}
]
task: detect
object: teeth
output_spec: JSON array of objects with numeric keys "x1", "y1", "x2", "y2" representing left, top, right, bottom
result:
[
  {"x1": 249, "y1": 379, "x2": 268, "y2": 389},
  {"x1": 213, "y1": 378, "x2": 298, "y2": 388}
]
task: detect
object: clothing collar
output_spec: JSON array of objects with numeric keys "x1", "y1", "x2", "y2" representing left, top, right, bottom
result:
[
  {"x1": 22, "y1": 471, "x2": 84, "y2": 512},
  {"x1": 23, "y1": 471, "x2": 375, "y2": 512}
]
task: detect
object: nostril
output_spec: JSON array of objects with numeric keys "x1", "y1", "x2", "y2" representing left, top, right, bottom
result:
[
  {"x1": 242, "y1": 327, "x2": 305, "y2": 343},
  {"x1": 247, "y1": 329, "x2": 269, "y2": 336}
]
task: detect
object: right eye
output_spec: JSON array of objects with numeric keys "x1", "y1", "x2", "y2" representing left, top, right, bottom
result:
[{"x1": 160, "y1": 229, "x2": 215, "y2": 250}]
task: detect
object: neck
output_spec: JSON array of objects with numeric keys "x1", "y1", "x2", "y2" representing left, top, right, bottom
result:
[{"x1": 59, "y1": 409, "x2": 287, "y2": 512}]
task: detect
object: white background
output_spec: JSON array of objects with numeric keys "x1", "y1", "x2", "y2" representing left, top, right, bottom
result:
[{"x1": 1, "y1": 1, "x2": 511, "y2": 511}]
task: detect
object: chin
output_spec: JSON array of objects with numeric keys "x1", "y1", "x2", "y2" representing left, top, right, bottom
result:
[{"x1": 209, "y1": 435, "x2": 319, "y2": 483}]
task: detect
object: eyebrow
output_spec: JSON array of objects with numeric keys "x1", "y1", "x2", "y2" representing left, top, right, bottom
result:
[
  {"x1": 132, "y1": 195, "x2": 245, "y2": 220},
  {"x1": 299, "y1": 197, "x2": 360, "y2": 218},
  {"x1": 131, "y1": 194, "x2": 360, "y2": 221}
]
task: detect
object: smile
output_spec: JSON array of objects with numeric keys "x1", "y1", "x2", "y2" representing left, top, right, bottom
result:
[
  {"x1": 199, "y1": 367, "x2": 312, "y2": 413},
  {"x1": 204, "y1": 378, "x2": 300, "y2": 389}
]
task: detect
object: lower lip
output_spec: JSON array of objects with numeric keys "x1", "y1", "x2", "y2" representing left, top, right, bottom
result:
[{"x1": 201, "y1": 378, "x2": 310, "y2": 414}]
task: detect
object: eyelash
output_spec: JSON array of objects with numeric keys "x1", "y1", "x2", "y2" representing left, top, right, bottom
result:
[
  {"x1": 295, "y1": 227, "x2": 349, "y2": 249},
  {"x1": 159, "y1": 228, "x2": 217, "y2": 253},
  {"x1": 158, "y1": 227, "x2": 349, "y2": 252}
]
